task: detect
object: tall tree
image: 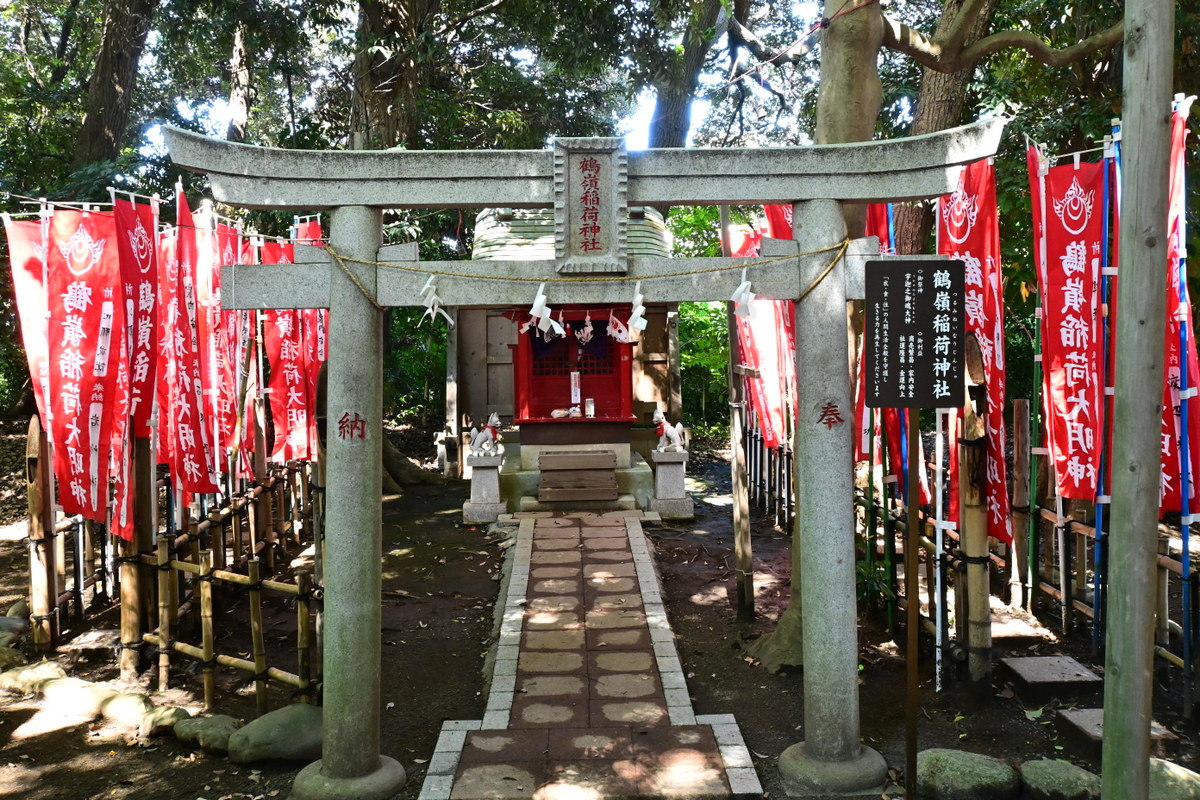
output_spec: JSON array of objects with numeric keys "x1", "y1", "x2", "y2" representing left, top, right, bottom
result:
[{"x1": 73, "y1": 0, "x2": 160, "y2": 168}]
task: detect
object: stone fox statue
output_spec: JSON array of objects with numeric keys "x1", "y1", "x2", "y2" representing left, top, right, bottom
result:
[
  {"x1": 469, "y1": 412, "x2": 504, "y2": 455},
  {"x1": 653, "y1": 409, "x2": 686, "y2": 452}
]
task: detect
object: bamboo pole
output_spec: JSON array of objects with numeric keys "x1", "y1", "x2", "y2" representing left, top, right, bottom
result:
[
  {"x1": 297, "y1": 570, "x2": 313, "y2": 702},
  {"x1": 719, "y1": 211, "x2": 754, "y2": 622},
  {"x1": 1101, "y1": 0, "x2": 1174, "y2": 793},
  {"x1": 1011, "y1": 400, "x2": 1031, "y2": 608},
  {"x1": 960, "y1": 392, "x2": 991, "y2": 686},
  {"x1": 248, "y1": 558, "x2": 268, "y2": 717},
  {"x1": 133, "y1": 436, "x2": 156, "y2": 633},
  {"x1": 118, "y1": 534, "x2": 142, "y2": 680},
  {"x1": 26, "y1": 417, "x2": 57, "y2": 651},
  {"x1": 199, "y1": 550, "x2": 215, "y2": 710},
  {"x1": 156, "y1": 535, "x2": 172, "y2": 691}
]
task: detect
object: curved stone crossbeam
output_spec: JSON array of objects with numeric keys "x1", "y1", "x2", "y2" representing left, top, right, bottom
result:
[{"x1": 163, "y1": 117, "x2": 1005, "y2": 211}]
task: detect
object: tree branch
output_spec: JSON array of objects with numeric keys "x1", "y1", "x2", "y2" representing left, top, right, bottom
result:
[
  {"x1": 726, "y1": 14, "x2": 816, "y2": 66},
  {"x1": 432, "y1": 0, "x2": 509, "y2": 40},
  {"x1": 882, "y1": 14, "x2": 1123, "y2": 73}
]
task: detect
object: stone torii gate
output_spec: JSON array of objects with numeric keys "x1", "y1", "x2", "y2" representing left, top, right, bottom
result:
[{"x1": 165, "y1": 119, "x2": 1003, "y2": 800}]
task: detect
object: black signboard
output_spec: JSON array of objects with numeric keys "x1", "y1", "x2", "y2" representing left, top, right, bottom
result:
[{"x1": 865, "y1": 259, "x2": 964, "y2": 409}]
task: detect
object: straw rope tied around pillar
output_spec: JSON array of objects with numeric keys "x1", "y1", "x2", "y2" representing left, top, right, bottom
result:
[{"x1": 323, "y1": 237, "x2": 850, "y2": 311}]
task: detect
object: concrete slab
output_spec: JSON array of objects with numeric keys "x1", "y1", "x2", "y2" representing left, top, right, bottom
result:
[
  {"x1": 999, "y1": 656, "x2": 1103, "y2": 704},
  {"x1": 1057, "y1": 707, "x2": 1179, "y2": 762}
]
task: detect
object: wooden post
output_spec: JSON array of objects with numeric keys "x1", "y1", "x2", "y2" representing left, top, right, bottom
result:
[
  {"x1": 1102, "y1": 0, "x2": 1174, "y2": 794},
  {"x1": 156, "y1": 535, "x2": 171, "y2": 691},
  {"x1": 960, "y1": 385, "x2": 991, "y2": 686},
  {"x1": 722, "y1": 208, "x2": 754, "y2": 622},
  {"x1": 1056, "y1": 501, "x2": 1072, "y2": 634},
  {"x1": 133, "y1": 435, "x2": 156, "y2": 631},
  {"x1": 904, "y1": 410, "x2": 920, "y2": 799},
  {"x1": 26, "y1": 416, "x2": 57, "y2": 651},
  {"x1": 248, "y1": 557, "x2": 268, "y2": 717},
  {"x1": 297, "y1": 570, "x2": 313, "y2": 702},
  {"x1": 118, "y1": 534, "x2": 142, "y2": 680},
  {"x1": 199, "y1": 549, "x2": 215, "y2": 709},
  {"x1": 1010, "y1": 400, "x2": 1031, "y2": 608}
]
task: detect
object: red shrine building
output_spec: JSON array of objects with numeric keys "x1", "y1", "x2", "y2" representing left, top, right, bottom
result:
[{"x1": 444, "y1": 207, "x2": 683, "y2": 512}]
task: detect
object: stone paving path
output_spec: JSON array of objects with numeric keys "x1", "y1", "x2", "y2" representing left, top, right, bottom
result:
[{"x1": 419, "y1": 511, "x2": 762, "y2": 800}]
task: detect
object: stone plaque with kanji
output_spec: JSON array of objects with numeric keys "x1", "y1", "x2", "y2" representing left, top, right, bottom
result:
[{"x1": 554, "y1": 137, "x2": 628, "y2": 273}]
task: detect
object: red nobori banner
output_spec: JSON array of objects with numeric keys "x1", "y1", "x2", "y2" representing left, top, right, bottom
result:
[
  {"x1": 1038, "y1": 161, "x2": 1105, "y2": 501},
  {"x1": 938, "y1": 159, "x2": 1010, "y2": 542},
  {"x1": 113, "y1": 198, "x2": 159, "y2": 438},
  {"x1": 261, "y1": 241, "x2": 309, "y2": 461},
  {"x1": 46, "y1": 210, "x2": 125, "y2": 520},
  {"x1": 3, "y1": 216, "x2": 51, "y2": 422},
  {"x1": 165, "y1": 195, "x2": 219, "y2": 493},
  {"x1": 1159, "y1": 100, "x2": 1200, "y2": 513}
]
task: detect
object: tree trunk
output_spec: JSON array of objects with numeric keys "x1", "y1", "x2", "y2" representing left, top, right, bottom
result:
[
  {"x1": 892, "y1": 0, "x2": 998, "y2": 255},
  {"x1": 73, "y1": 0, "x2": 159, "y2": 168},
  {"x1": 225, "y1": 22, "x2": 253, "y2": 143},
  {"x1": 647, "y1": 0, "x2": 725, "y2": 150},
  {"x1": 351, "y1": 0, "x2": 435, "y2": 149}
]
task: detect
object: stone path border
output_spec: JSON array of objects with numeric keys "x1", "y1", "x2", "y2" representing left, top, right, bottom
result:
[{"x1": 417, "y1": 511, "x2": 762, "y2": 799}]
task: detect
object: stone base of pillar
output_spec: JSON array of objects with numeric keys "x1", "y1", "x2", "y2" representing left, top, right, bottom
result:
[
  {"x1": 464, "y1": 454, "x2": 505, "y2": 523},
  {"x1": 648, "y1": 449, "x2": 692, "y2": 519},
  {"x1": 649, "y1": 497, "x2": 694, "y2": 519},
  {"x1": 290, "y1": 756, "x2": 406, "y2": 800},
  {"x1": 463, "y1": 501, "x2": 508, "y2": 523},
  {"x1": 778, "y1": 742, "x2": 888, "y2": 798}
]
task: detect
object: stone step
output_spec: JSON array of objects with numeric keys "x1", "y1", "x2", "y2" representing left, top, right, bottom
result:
[
  {"x1": 997, "y1": 656, "x2": 1103, "y2": 705},
  {"x1": 1057, "y1": 707, "x2": 1179, "y2": 763}
]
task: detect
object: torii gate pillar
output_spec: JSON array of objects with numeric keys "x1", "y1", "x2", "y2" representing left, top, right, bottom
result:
[
  {"x1": 291, "y1": 206, "x2": 407, "y2": 800},
  {"x1": 780, "y1": 199, "x2": 888, "y2": 794}
]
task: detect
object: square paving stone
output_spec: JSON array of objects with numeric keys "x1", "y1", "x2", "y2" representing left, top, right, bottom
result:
[
  {"x1": 510, "y1": 697, "x2": 587, "y2": 727},
  {"x1": 533, "y1": 527, "x2": 584, "y2": 539},
  {"x1": 580, "y1": 517, "x2": 627, "y2": 527},
  {"x1": 582, "y1": 551, "x2": 634, "y2": 563},
  {"x1": 584, "y1": 563, "x2": 636, "y2": 579},
  {"x1": 451, "y1": 762, "x2": 545, "y2": 799},
  {"x1": 517, "y1": 674, "x2": 588, "y2": 699},
  {"x1": 591, "y1": 672, "x2": 661, "y2": 699},
  {"x1": 590, "y1": 699, "x2": 670, "y2": 727},
  {"x1": 586, "y1": 628, "x2": 651, "y2": 650},
  {"x1": 527, "y1": 595, "x2": 580, "y2": 613},
  {"x1": 532, "y1": 551, "x2": 582, "y2": 565},
  {"x1": 535, "y1": 537, "x2": 581, "y2": 551},
  {"x1": 539, "y1": 760, "x2": 643, "y2": 799},
  {"x1": 531, "y1": 578, "x2": 581, "y2": 594},
  {"x1": 584, "y1": 608, "x2": 647, "y2": 629},
  {"x1": 519, "y1": 651, "x2": 585, "y2": 674},
  {"x1": 460, "y1": 730, "x2": 551, "y2": 764},
  {"x1": 535, "y1": 517, "x2": 579, "y2": 528},
  {"x1": 524, "y1": 610, "x2": 582, "y2": 630},
  {"x1": 639, "y1": 752, "x2": 730, "y2": 797},
  {"x1": 588, "y1": 593, "x2": 643, "y2": 610},
  {"x1": 529, "y1": 567, "x2": 580, "y2": 579},
  {"x1": 523, "y1": 630, "x2": 586, "y2": 650},
  {"x1": 589, "y1": 650, "x2": 656, "y2": 673},
  {"x1": 582, "y1": 537, "x2": 628, "y2": 550},
  {"x1": 584, "y1": 576, "x2": 637, "y2": 594},
  {"x1": 546, "y1": 728, "x2": 635, "y2": 760},
  {"x1": 629, "y1": 725, "x2": 720, "y2": 755}
]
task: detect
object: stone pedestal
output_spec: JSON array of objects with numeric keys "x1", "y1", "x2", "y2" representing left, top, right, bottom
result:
[
  {"x1": 648, "y1": 450, "x2": 692, "y2": 519},
  {"x1": 464, "y1": 454, "x2": 507, "y2": 523}
]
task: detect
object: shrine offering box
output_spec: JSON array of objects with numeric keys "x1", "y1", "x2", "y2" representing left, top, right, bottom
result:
[{"x1": 512, "y1": 304, "x2": 636, "y2": 425}]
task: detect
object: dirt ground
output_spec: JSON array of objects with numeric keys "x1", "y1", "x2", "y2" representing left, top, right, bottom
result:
[{"x1": 0, "y1": 432, "x2": 1195, "y2": 799}]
